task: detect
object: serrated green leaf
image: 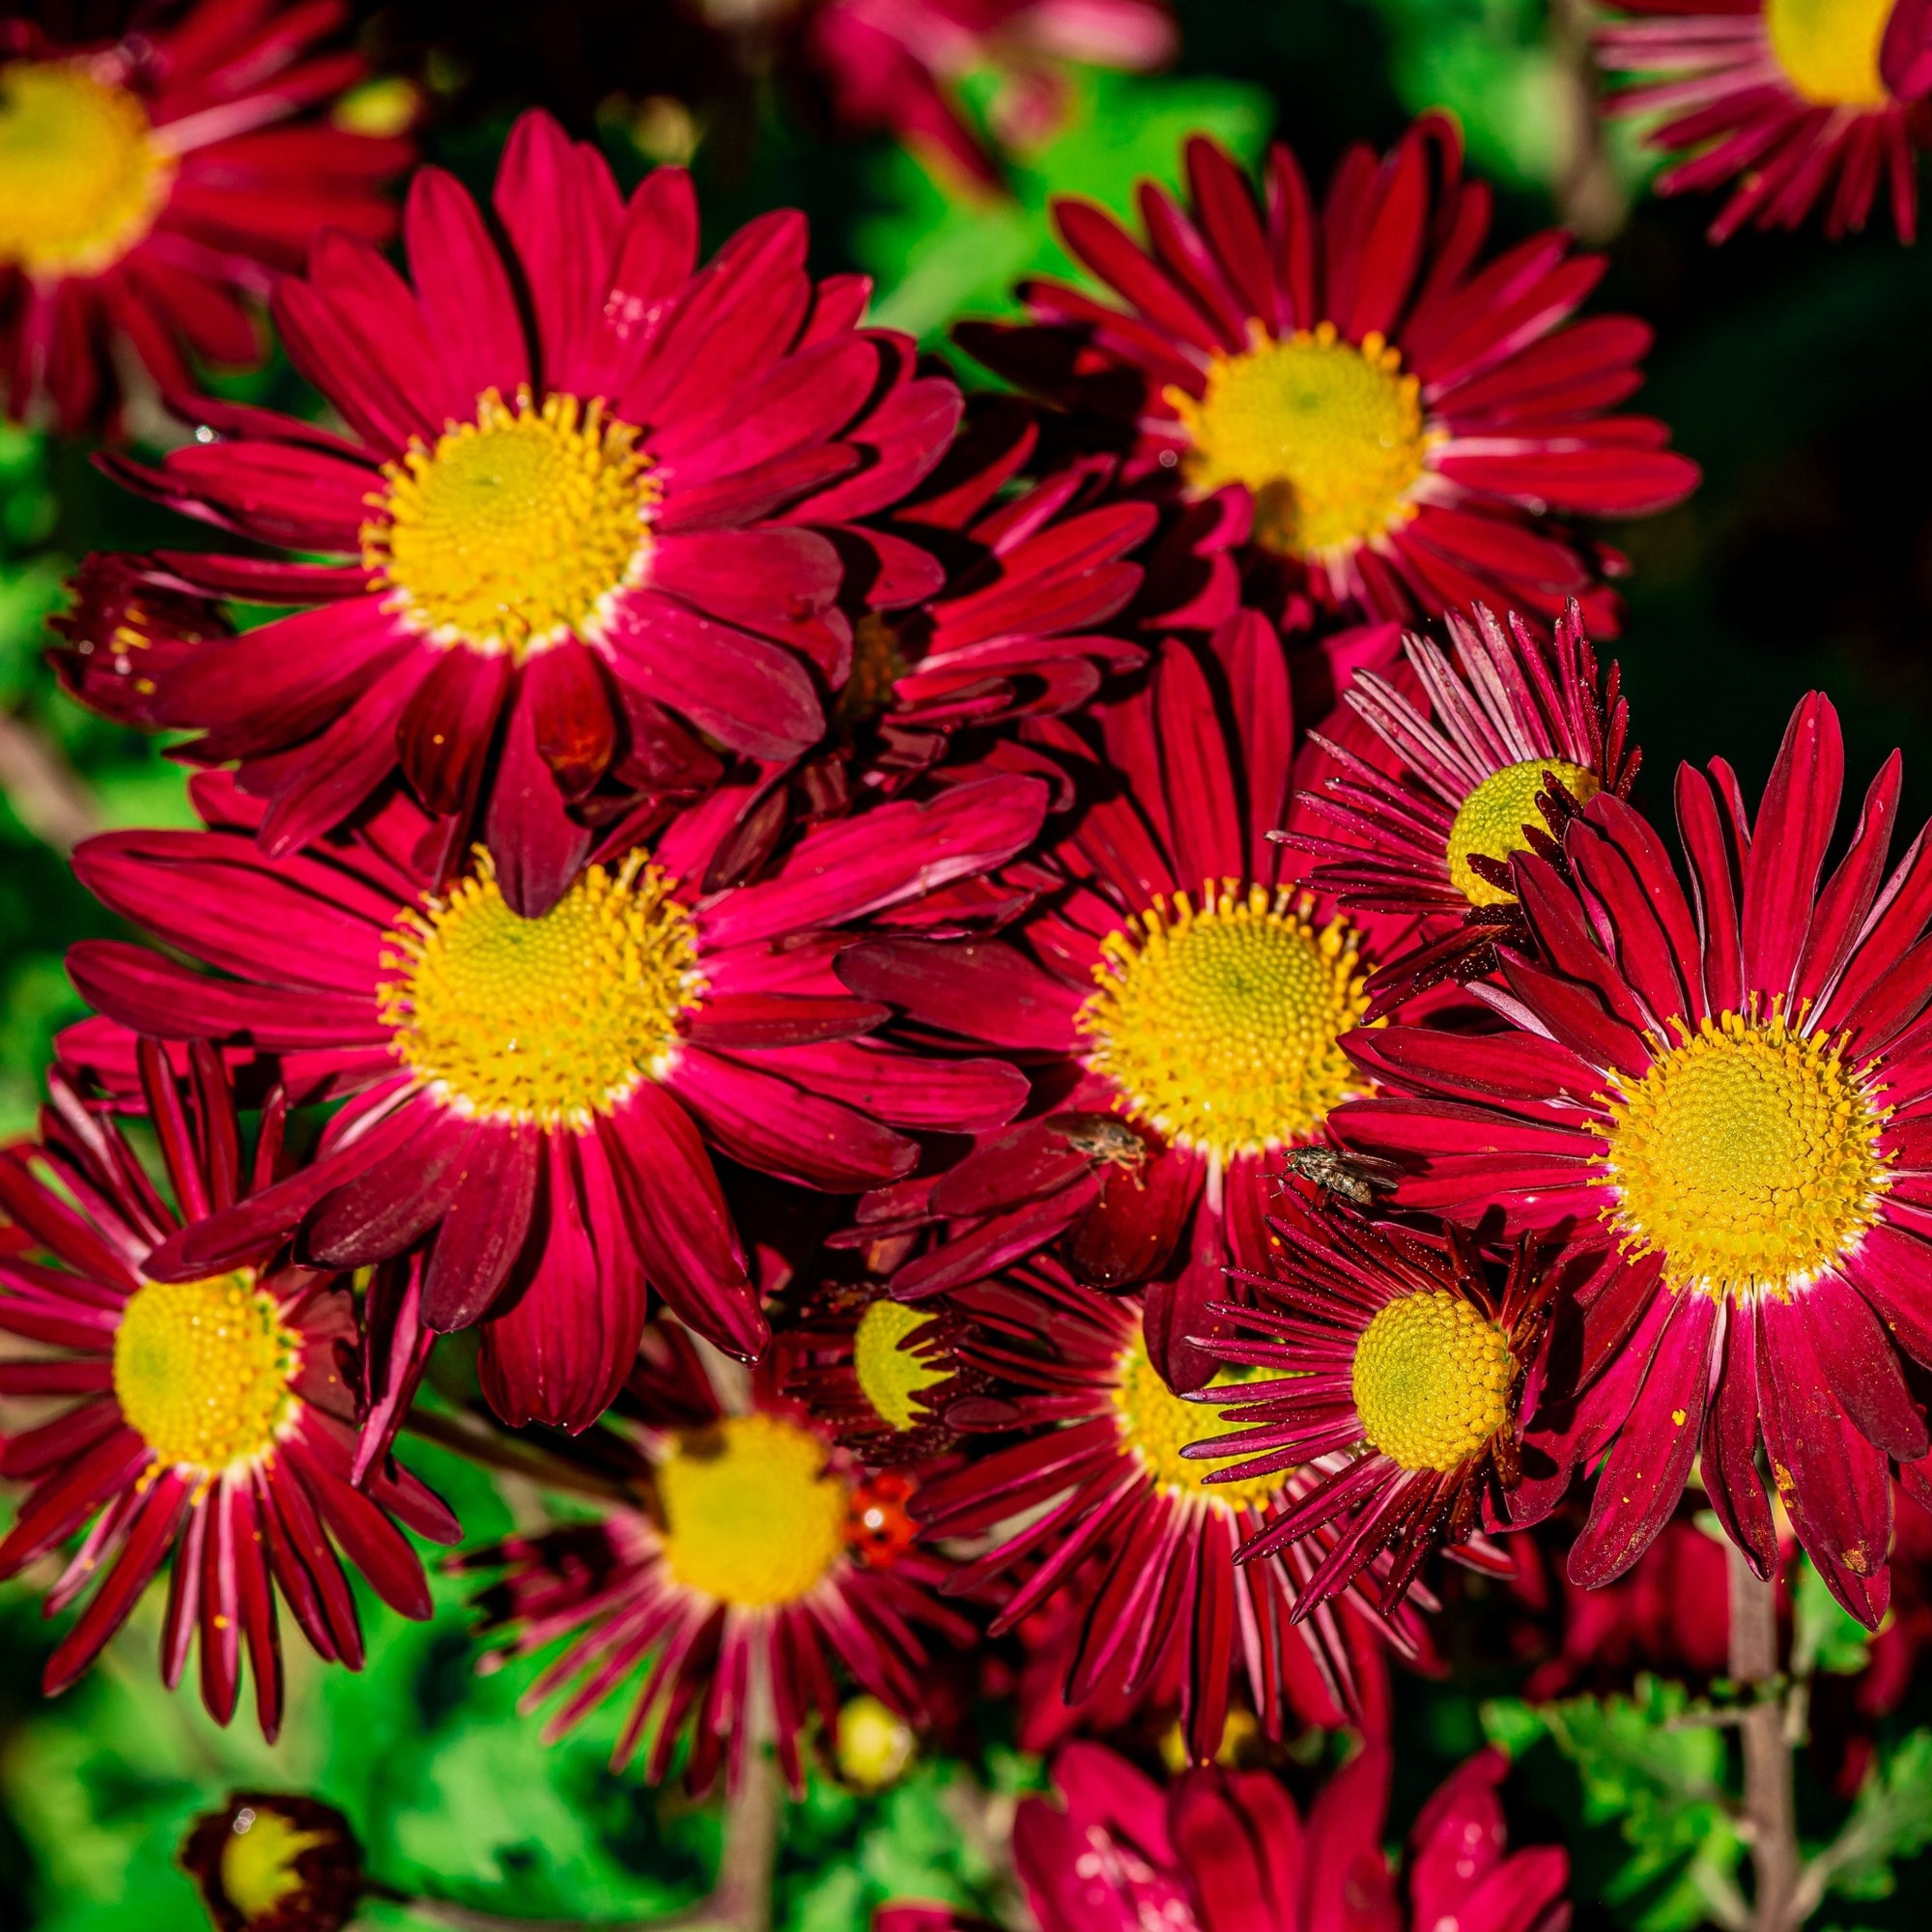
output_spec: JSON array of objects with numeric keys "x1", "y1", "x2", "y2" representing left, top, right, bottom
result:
[
  {"x1": 1489, "y1": 1676, "x2": 1745, "y2": 1932},
  {"x1": 1812, "y1": 1728, "x2": 1932, "y2": 1906}
]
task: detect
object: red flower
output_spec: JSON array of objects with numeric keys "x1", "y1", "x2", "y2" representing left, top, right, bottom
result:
[
  {"x1": 62, "y1": 769, "x2": 1043, "y2": 1432},
  {"x1": 914, "y1": 1262, "x2": 1421, "y2": 1764},
  {"x1": 1188, "y1": 1215, "x2": 1560, "y2": 1617},
  {"x1": 0, "y1": 1042, "x2": 456, "y2": 1737},
  {"x1": 95, "y1": 107, "x2": 960, "y2": 915},
  {"x1": 841, "y1": 615, "x2": 1399, "y2": 1387},
  {"x1": 810, "y1": 0, "x2": 1178, "y2": 192},
  {"x1": 1334, "y1": 694, "x2": 1932, "y2": 1625},
  {"x1": 830, "y1": 409, "x2": 1157, "y2": 796},
  {"x1": 958, "y1": 120, "x2": 1698, "y2": 632},
  {"x1": 1013, "y1": 1738, "x2": 1570, "y2": 1932},
  {"x1": 1291, "y1": 602, "x2": 1638, "y2": 1013},
  {"x1": 459, "y1": 1320, "x2": 970, "y2": 1793},
  {"x1": 0, "y1": 4, "x2": 410, "y2": 431},
  {"x1": 47, "y1": 550, "x2": 232, "y2": 732},
  {"x1": 1596, "y1": 0, "x2": 1932, "y2": 242}
]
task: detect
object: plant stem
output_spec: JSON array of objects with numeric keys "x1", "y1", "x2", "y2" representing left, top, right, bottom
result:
[
  {"x1": 381, "y1": 1745, "x2": 782, "y2": 1932},
  {"x1": 402, "y1": 1405, "x2": 639, "y2": 1508},
  {"x1": 1729, "y1": 1541, "x2": 1799, "y2": 1932}
]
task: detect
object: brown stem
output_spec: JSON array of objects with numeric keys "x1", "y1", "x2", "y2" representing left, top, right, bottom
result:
[
  {"x1": 0, "y1": 709, "x2": 100, "y2": 855},
  {"x1": 381, "y1": 1745, "x2": 782, "y2": 1932},
  {"x1": 1729, "y1": 1541, "x2": 1799, "y2": 1932},
  {"x1": 402, "y1": 1406, "x2": 639, "y2": 1508},
  {"x1": 1548, "y1": 0, "x2": 1629, "y2": 242}
]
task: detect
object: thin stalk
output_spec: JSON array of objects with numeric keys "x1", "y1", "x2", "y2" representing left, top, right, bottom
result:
[
  {"x1": 377, "y1": 1745, "x2": 782, "y2": 1932},
  {"x1": 402, "y1": 1405, "x2": 638, "y2": 1508},
  {"x1": 1729, "y1": 1542, "x2": 1799, "y2": 1932}
]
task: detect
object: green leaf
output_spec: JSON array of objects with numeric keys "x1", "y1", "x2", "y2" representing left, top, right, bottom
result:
[
  {"x1": 1813, "y1": 1729, "x2": 1932, "y2": 1905},
  {"x1": 1486, "y1": 1676, "x2": 1746, "y2": 1932},
  {"x1": 856, "y1": 66, "x2": 1271, "y2": 346},
  {"x1": 1793, "y1": 1553, "x2": 1876, "y2": 1680}
]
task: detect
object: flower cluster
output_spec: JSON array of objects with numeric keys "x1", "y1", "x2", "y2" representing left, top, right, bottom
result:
[{"x1": 11, "y1": 3, "x2": 1932, "y2": 1919}]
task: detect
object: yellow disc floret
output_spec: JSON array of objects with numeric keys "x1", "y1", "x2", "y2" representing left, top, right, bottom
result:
[
  {"x1": 112, "y1": 1273, "x2": 298, "y2": 1475},
  {"x1": 218, "y1": 1806, "x2": 332, "y2": 1921},
  {"x1": 0, "y1": 63, "x2": 171, "y2": 278},
  {"x1": 1352, "y1": 1291, "x2": 1513, "y2": 1473},
  {"x1": 380, "y1": 851, "x2": 704, "y2": 1130},
  {"x1": 1079, "y1": 883, "x2": 1373, "y2": 1163},
  {"x1": 1766, "y1": 0, "x2": 1891, "y2": 107},
  {"x1": 1112, "y1": 1337, "x2": 1282, "y2": 1511},
  {"x1": 1168, "y1": 323, "x2": 1432, "y2": 560},
  {"x1": 658, "y1": 1412, "x2": 848, "y2": 1608},
  {"x1": 363, "y1": 386, "x2": 658, "y2": 661},
  {"x1": 1445, "y1": 756, "x2": 1601, "y2": 907},
  {"x1": 1601, "y1": 1008, "x2": 1891, "y2": 1298},
  {"x1": 853, "y1": 1299, "x2": 950, "y2": 1433}
]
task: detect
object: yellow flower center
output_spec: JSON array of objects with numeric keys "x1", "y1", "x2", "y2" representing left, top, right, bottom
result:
[
  {"x1": 1078, "y1": 884, "x2": 1373, "y2": 1164},
  {"x1": 1601, "y1": 1009, "x2": 1891, "y2": 1298},
  {"x1": 1766, "y1": 0, "x2": 1891, "y2": 107},
  {"x1": 1351, "y1": 1291, "x2": 1514, "y2": 1473},
  {"x1": 853, "y1": 1299, "x2": 950, "y2": 1433},
  {"x1": 362, "y1": 387, "x2": 658, "y2": 662},
  {"x1": 1445, "y1": 757, "x2": 1602, "y2": 907},
  {"x1": 1168, "y1": 323, "x2": 1431, "y2": 560},
  {"x1": 658, "y1": 1412, "x2": 848, "y2": 1608},
  {"x1": 111, "y1": 1273, "x2": 298, "y2": 1475},
  {"x1": 379, "y1": 852, "x2": 704, "y2": 1130},
  {"x1": 218, "y1": 1806, "x2": 331, "y2": 1921},
  {"x1": 0, "y1": 62, "x2": 171, "y2": 278},
  {"x1": 1112, "y1": 1338, "x2": 1282, "y2": 1511}
]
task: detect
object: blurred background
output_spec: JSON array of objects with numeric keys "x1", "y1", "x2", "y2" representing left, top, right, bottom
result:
[{"x1": 5, "y1": 0, "x2": 1932, "y2": 1925}]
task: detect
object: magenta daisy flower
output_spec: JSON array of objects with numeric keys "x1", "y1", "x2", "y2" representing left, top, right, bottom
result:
[
  {"x1": 958, "y1": 119, "x2": 1699, "y2": 632},
  {"x1": 915, "y1": 1262, "x2": 1420, "y2": 1764},
  {"x1": 1332, "y1": 693, "x2": 1932, "y2": 1624},
  {"x1": 459, "y1": 1320, "x2": 971, "y2": 1793},
  {"x1": 810, "y1": 0, "x2": 1178, "y2": 192},
  {"x1": 841, "y1": 617, "x2": 1395, "y2": 1383},
  {"x1": 830, "y1": 409, "x2": 1156, "y2": 796},
  {"x1": 1185, "y1": 1216, "x2": 1560, "y2": 1615},
  {"x1": 95, "y1": 107, "x2": 960, "y2": 915},
  {"x1": 1596, "y1": 0, "x2": 1932, "y2": 242},
  {"x1": 0, "y1": 3, "x2": 411, "y2": 431},
  {"x1": 0, "y1": 1041, "x2": 457, "y2": 1737},
  {"x1": 47, "y1": 551, "x2": 230, "y2": 731},
  {"x1": 1013, "y1": 1739, "x2": 1569, "y2": 1932},
  {"x1": 1291, "y1": 602, "x2": 1638, "y2": 1013},
  {"x1": 62, "y1": 769, "x2": 1043, "y2": 1433}
]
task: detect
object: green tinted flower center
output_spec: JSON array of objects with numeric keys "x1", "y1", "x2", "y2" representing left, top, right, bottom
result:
[
  {"x1": 852, "y1": 1300, "x2": 950, "y2": 1433},
  {"x1": 1445, "y1": 757, "x2": 1601, "y2": 907},
  {"x1": 112, "y1": 1273, "x2": 297, "y2": 1474},
  {"x1": 1352, "y1": 1291, "x2": 1513, "y2": 1472}
]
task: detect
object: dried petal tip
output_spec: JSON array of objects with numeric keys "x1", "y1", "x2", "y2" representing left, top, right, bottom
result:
[{"x1": 181, "y1": 1794, "x2": 362, "y2": 1932}]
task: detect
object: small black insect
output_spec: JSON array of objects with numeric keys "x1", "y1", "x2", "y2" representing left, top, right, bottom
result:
[
  {"x1": 1278, "y1": 1143, "x2": 1404, "y2": 1206},
  {"x1": 1055, "y1": 1113, "x2": 1150, "y2": 1177}
]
